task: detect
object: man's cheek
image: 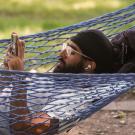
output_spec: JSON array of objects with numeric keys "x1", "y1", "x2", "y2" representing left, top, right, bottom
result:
[{"x1": 67, "y1": 59, "x2": 81, "y2": 66}]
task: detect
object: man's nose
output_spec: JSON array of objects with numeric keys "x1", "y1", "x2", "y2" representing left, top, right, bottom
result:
[{"x1": 60, "y1": 49, "x2": 67, "y2": 59}]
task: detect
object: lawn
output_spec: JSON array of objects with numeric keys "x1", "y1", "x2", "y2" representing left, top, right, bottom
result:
[{"x1": 0, "y1": 0, "x2": 134, "y2": 39}]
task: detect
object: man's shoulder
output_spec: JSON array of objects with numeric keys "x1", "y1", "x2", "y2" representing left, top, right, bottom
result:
[{"x1": 111, "y1": 29, "x2": 135, "y2": 52}]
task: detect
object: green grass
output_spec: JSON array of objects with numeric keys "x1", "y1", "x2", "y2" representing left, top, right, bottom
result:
[{"x1": 0, "y1": 0, "x2": 134, "y2": 39}]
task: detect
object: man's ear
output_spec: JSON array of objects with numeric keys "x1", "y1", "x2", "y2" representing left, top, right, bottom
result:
[{"x1": 84, "y1": 60, "x2": 96, "y2": 73}]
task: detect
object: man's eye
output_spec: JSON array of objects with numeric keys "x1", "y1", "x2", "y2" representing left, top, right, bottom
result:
[{"x1": 71, "y1": 51, "x2": 76, "y2": 55}]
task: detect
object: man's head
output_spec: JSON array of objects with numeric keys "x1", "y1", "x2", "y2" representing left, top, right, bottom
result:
[{"x1": 54, "y1": 29, "x2": 114, "y2": 73}]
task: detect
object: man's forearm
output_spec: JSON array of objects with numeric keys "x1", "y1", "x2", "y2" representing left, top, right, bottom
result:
[
  {"x1": 9, "y1": 83, "x2": 57, "y2": 135},
  {"x1": 10, "y1": 87, "x2": 30, "y2": 116},
  {"x1": 10, "y1": 82, "x2": 31, "y2": 134}
]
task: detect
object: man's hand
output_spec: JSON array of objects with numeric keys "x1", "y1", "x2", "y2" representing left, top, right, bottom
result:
[{"x1": 4, "y1": 33, "x2": 25, "y2": 71}]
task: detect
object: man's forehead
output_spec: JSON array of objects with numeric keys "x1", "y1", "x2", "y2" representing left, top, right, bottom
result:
[
  {"x1": 65, "y1": 39, "x2": 81, "y2": 51},
  {"x1": 66, "y1": 39, "x2": 75, "y2": 45}
]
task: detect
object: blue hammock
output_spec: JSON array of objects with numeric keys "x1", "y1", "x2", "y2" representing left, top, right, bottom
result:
[{"x1": 0, "y1": 3, "x2": 135, "y2": 135}]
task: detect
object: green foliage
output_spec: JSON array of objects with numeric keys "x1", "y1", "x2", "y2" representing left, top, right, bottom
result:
[{"x1": 0, "y1": 0, "x2": 134, "y2": 38}]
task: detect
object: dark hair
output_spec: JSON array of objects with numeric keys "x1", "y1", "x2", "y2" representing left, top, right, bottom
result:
[{"x1": 71, "y1": 29, "x2": 114, "y2": 73}]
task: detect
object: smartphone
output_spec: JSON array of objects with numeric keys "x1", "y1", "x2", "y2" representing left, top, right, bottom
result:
[{"x1": 10, "y1": 33, "x2": 18, "y2": 55}]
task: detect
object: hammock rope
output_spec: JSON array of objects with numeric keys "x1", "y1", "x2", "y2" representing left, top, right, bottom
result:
[
  {"x1": 0, "y1": 70, "x2": 135, "y2": 135},
  {"x1": 0, "y1": 3, "x2": 135, "y2": 135}
]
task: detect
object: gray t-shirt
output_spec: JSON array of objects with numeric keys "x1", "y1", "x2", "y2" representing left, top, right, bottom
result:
[{"x1": 0, "y1": 87, "x2": 11, "y2": 135}]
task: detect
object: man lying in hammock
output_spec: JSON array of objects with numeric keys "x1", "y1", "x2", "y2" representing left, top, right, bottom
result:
[
  {"x1": 53, "y1": 29, "x2": 135, "y2": 73},
  {"x1": 4, "y1": 29, "x2": 135, "y2": 135},
  {"x1": 3, "y1": 33, "x2": 59, "y2": 135}
]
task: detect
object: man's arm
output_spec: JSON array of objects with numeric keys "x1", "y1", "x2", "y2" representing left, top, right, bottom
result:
[
  {"x1": 5, "y1": 33, "x2": 58, "y2": 135},
  {"x1": 10, "y1": 84, "x2": 53, "y2": 135}
]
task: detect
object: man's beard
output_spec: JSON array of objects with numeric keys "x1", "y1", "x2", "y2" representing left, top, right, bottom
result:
[{"x1": 53, "y1": 60, "x2": 84, "y2": 73}]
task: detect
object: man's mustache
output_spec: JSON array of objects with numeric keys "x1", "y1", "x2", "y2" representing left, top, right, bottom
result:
[{"x1": 59, "y1": 57, "x2": 65, "y2": 65}]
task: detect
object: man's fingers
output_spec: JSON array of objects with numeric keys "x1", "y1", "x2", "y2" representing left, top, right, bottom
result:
[
  {"x1": 15, "y1": 38, "x2": 19, "y2": 56},
  {"x1": 17, "y1": 40, "x2": 25, "y2": 60},
  {"x1": 6, "y1": 52, "x2": 15, "y2": 58},
  {"x1": 4, "y1": 59, "x2": 9, "y2": 69},
  {"x1": 4, "y1": 55, "x2": 14, "y2": 69}
]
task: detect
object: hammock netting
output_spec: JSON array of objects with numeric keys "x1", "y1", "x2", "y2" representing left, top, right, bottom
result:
[{"x1": 0, "y1": 3, "x2": 135, "y2": 135}]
